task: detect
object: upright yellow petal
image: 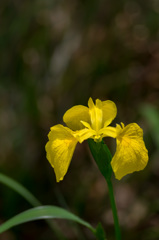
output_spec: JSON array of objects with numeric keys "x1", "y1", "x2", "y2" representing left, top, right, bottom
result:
[
  {"x1": 102, "y1": 100, "x2": 117, "y2": 127},
  {"x1": 45, "y1": 124, "x2": 78, "y2": 182},
  {"x1": 111, "y1": 123, "x2": 148, "y2": 180},
  {"x1": 88, "y1": 98, "x2": 103, "y2": 131},
  {"x1": 63, "y1": 105, "x2": 90, "y2": 130},
  {"x1": 88, "y1": 98, "x2": 117, "y2": 131}
]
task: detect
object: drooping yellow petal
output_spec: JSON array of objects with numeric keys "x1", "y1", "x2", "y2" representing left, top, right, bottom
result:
[
  {"x1": 63, "y1": 105, "x2": 90, "y2": 130},
  {"x1": 111, "y1": 123, "x2": 148, "y2": 180},
  {"x1": 45, "y1": 124, "x2": 78, "y2": 182}
]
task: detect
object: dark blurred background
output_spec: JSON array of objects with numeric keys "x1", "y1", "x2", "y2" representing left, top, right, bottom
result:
[{"x1": 0, "y1": 0, "x2": 159, "y2": 239}]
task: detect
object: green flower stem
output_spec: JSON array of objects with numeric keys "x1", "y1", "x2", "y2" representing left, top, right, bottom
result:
[
  {"x1": 106, "y1": 179, "x2": 121, "y2": 240},
  {"x1": 87, "y1": 139, "x2": 121, "y2": 240}
]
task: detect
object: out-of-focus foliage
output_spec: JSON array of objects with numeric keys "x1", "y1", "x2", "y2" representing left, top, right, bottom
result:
[{"x1": 0, "y1": 0, "x2": 159, "y2": 239}]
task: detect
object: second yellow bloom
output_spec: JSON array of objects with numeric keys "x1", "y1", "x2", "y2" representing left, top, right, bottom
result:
[{"x1": 46, "y1": 98, "x2": 148, "y2": 182}]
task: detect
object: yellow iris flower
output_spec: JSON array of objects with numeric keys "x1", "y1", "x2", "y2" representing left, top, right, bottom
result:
[{"x1": 45, "y1": 98, "x2": 148, "y2": 182}]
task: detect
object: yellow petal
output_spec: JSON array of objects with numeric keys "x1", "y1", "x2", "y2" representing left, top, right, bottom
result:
[
  {"x1": 88, "y1": 98, "x2": 103, "y2": 131},
  {"x1": 73, "y1": 128, "x2": 96, "y2": 143},
  {"x1": 111, "y1": 123, "x2": 148, "y2": 180},
  {"x1": 45, "y1": 124, "x2": 78, "y2": 182},
  {"x1": 102, "y1": 100, "x2": 117, "y2": 127},
  {"x1": 99, "y1": 126, "x2": 117, "y2": 138},
  {"x1": 63, "y1": 105, "x2": 90, "y2": 130},
  {"x1": 88, "y1": 98, "x2": 117, "y2": 131}
]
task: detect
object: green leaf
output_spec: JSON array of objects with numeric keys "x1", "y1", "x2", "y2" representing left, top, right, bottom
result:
[
  {"x1": 95, "y1": 223, "x2": 107, "y2": 240},
  {"x1": 0, "y1": 173, "x2": 66, "y2": 239},
  {"x1": 87, "y1": 139, "x2": 112, "y2": 181},
  {"x1": 0, "y1": 173, "x2": 41, "y2": 207},
  {"x1": 0, "y1": 206, "x2": 95, "y2": 234},
  {"x1": 140, "y1": 104, "x2": 159, "y2": 148}
]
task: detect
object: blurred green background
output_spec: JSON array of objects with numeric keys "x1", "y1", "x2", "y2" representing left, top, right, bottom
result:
[{"x1": 0, "y1": 0, "x2": 159, "y2": 239}]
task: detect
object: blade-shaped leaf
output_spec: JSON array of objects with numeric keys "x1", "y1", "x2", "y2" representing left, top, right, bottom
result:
[
  {"x1": 0, "y1": 173, "x2": 41, "y2": 207},
  {"x1": 0, "y1": 206, "x2": 95, "y2": 234},
  {"x1": 0, "y1": 173, "x2": 67, "y2": 239},
  {"x1": 140, "y1": 104, "x2": 159, "y2": 148},
  {"x1": 88, "y1": 139, "x2": 112, "y2": 181}
]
